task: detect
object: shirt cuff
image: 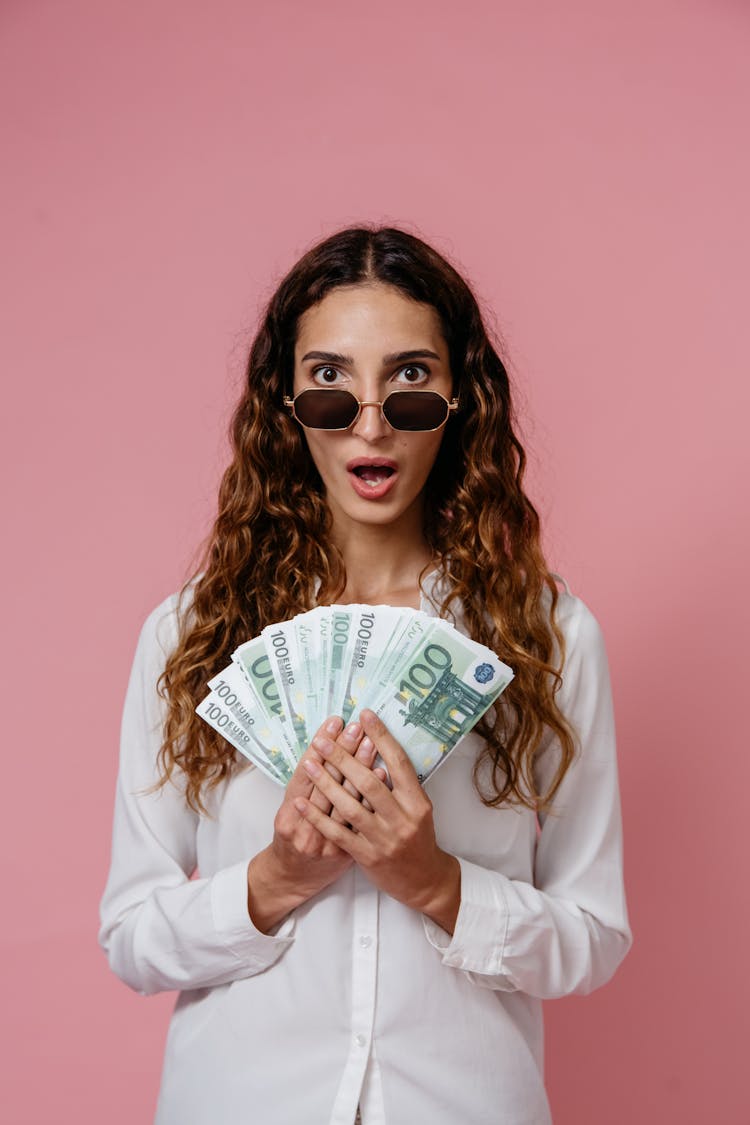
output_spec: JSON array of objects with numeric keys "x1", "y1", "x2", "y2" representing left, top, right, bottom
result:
[
  {"x1": 210, "y1": 859, "x2": 296, "y2": 971},
  {"x1": 422, "y1": 855, "x2": 511, "y2": 977}
]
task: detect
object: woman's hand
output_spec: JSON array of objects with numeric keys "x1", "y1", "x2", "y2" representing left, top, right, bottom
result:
[
  {"x1": 293, "y1": 709, "x2": 462, "y2": 934},
  {"x1": 246, "y1": 717, "x2": 378, "y2": 932}
]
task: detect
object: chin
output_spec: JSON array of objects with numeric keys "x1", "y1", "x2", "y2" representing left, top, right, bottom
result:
[{"x1": 330, "y1": 490, "x2": 424, "y2": 530}]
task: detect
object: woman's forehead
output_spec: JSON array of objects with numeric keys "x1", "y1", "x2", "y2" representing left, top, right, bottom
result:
[{"x1": 295, "y1": 284, "x2": 447, "y2": 361}]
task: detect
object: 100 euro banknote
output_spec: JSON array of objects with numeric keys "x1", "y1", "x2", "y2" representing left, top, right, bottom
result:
[
  {"x1": 196, "y1": 606, "x2": 514, "y2": 787},
  {"x1": 365, "y1": 619, "x2": 514, "y2": 783}
]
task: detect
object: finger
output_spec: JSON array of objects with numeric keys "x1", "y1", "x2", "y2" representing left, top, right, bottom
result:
[
  {"x1": 331, "y1": 725, "x2": 376, "y2": 824},
  {"x1": 360, "y1": 709, "x2": 420, "y2": 796},
  {"x1": 291, "y1": 746, "x2": 331, "y2": 815},
  {"x1": 311, "y1": 733, "x2": 390, "y2": 814},
  {"x1": 318, "y1": 717, "x2": 361, "y2": 788},
  {"x1": 309, "y1": 763, "x2": 333, "y2": 813},
  {"x1": 302, "y1": 756, "x2": 374, "y2": 832},
  {"x1": 354, "y1": 739, "x2": 382, "y2": 813},
  {"x1": 320, "y1": 719, "x2": 363, "y2": 822},
  {"x1": 293, "y1": 796, "x2": 368, "y2": 861},
  {"x1": 275, "y1": 785, "x2": 328, "y2": 854},
  {"x1": 327, "y1": 720, "x2": 364, "y2": 773},
  {"x1": 290, "y1": 718, "x2": 364, "y2": 826},
  {"x1": 361, "y1": 764, "x2": 389, "y2": 811},
  {"x1": 288, "y1": 718, "x2": 367, "y2": 832},
  {"x1": 286, "y1": 716, "x2": 343, "y2": 802},
  {"x1": 285, "y1": 756, "x2": 317, "y2": 804}
]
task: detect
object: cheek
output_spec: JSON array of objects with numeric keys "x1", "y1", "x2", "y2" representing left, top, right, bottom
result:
[
  {"x1": 302, "y1": 433, "x2": 335, "y2": 479},
  {"x1": 410, "y1": 433, "x2": 445, "y2": 475}
]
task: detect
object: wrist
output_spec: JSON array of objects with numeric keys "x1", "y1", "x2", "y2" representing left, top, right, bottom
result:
[
  {"x1": 416, "y1": 851, "x2": 461, "y2": 935},
  {"x1": 247, "y1": 846, "x2": 309, "y2": 933}
]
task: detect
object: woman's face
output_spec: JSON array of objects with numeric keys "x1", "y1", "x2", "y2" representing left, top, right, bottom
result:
[{"x1": 291, "y1": 283, "x2": 454, "y2": 535}]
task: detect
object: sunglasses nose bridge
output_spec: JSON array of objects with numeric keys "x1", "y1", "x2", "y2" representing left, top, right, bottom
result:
[{"x1": 350, "y1": 398, "x2": 391, "y2": 434}]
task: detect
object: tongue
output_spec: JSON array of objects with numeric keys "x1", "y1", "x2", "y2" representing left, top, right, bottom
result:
[{"x1": 358, "y1": 467, "x2": 391, "y2": 483}]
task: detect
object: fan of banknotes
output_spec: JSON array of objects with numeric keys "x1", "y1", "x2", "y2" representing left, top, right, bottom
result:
[{"x1": 196, "y1": 605, "x2": 514, "y2": 787}]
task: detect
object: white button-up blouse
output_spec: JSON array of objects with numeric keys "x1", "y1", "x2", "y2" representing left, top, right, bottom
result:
[{"x1": 98, "y1": 573, "x2": 632, "y2": 1125}]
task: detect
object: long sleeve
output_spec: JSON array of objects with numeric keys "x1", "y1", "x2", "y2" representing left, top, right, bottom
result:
[
  {"x1": 98, "y1": 596, "x2": 295, "y2": 996},
  {"x1": 423, "y1": 595, "x2": 633, "y2": 999}
]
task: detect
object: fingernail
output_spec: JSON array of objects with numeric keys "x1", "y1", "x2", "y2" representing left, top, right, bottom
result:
[
  {"x1": 344, "y1": 722, "x2": 361, "y2": 740},
  {"x1": 293, "y1": 797, "x2": 307, "y2": 813},
  {"x1": 303, "y1": 758, "x2": 320, "y2": 778},
  {"x1": 360, "y1": 736, "x2": 374, "y2": 755},
  {"x1": 326, "y1": 717, "x2": 341, "y2": 734}
]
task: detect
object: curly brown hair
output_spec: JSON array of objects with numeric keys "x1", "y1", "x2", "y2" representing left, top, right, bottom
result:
[{"x1": 154, "y1": 224, "x2": 576, "y2": 815}]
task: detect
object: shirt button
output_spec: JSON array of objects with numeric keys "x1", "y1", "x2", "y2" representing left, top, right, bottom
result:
[
  {"x1": 355, "y1": 1033, "x2": 367, "y2": 1048},
  {"x1": 359, "y1": 935, "x2": 372, "y2": 948}
]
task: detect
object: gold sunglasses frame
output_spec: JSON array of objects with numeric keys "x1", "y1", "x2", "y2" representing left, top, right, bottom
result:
[{"x1": 283, "y1": 388, "x2": 459, "y2": 432}]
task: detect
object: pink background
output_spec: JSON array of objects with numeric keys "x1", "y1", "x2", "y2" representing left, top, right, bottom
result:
[{"x1": 2, "y1": 0, "x2": 748, "y2": 1121}]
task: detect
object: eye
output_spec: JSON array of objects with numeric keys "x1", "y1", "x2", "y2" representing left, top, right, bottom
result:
[
  {"x1": 393, "y1": 364, "x2": 430, "y2": 385},
  {"x1": 311, "y1": 365, "x2": 345, "y2": 386}
]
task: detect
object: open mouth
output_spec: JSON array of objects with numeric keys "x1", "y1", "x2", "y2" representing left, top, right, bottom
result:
[{"x1": 346, "y1": 458, "x2": 399, "y2": 496}]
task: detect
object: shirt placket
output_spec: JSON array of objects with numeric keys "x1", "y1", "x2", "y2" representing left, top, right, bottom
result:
[{"x1": 330, "y1": 866, "x2": 379, "y2": 1124}]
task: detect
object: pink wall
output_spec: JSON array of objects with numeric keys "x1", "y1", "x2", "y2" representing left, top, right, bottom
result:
[{"x1": 2, "y1": 0, "x2": 748, "y2": 1120}]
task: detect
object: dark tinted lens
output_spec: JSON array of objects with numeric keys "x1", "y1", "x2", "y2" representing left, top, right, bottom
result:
[
  {"x1": 382, "y1": 391, "x2": 448, "y2": 431},
  {"x1": 293, "y1": 389, "x2": 359, "y2": 429}
]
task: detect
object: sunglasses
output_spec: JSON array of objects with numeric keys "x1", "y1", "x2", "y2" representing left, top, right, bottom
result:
[{"x1": 283, "y1": 388, "x2": 459, "y2": 432}]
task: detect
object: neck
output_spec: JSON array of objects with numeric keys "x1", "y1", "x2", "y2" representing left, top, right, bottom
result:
[{"x1": 329, "y1": 502, "x2": 435, "y2": 605}]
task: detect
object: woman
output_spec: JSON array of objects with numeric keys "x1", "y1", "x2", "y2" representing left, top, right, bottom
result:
[{"x1": 99, "y1": 225, "x2": 632, "y2": 1124}]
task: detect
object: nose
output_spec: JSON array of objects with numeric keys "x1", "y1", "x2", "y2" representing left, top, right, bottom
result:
[{"x1": 350, "y1": 400, "x2": 390, "y2": 441}]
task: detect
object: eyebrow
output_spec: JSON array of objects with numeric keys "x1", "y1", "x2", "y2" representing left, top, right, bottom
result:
[{"x1": 300, "y1": 348, "x2": 442, "y2": 366}]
